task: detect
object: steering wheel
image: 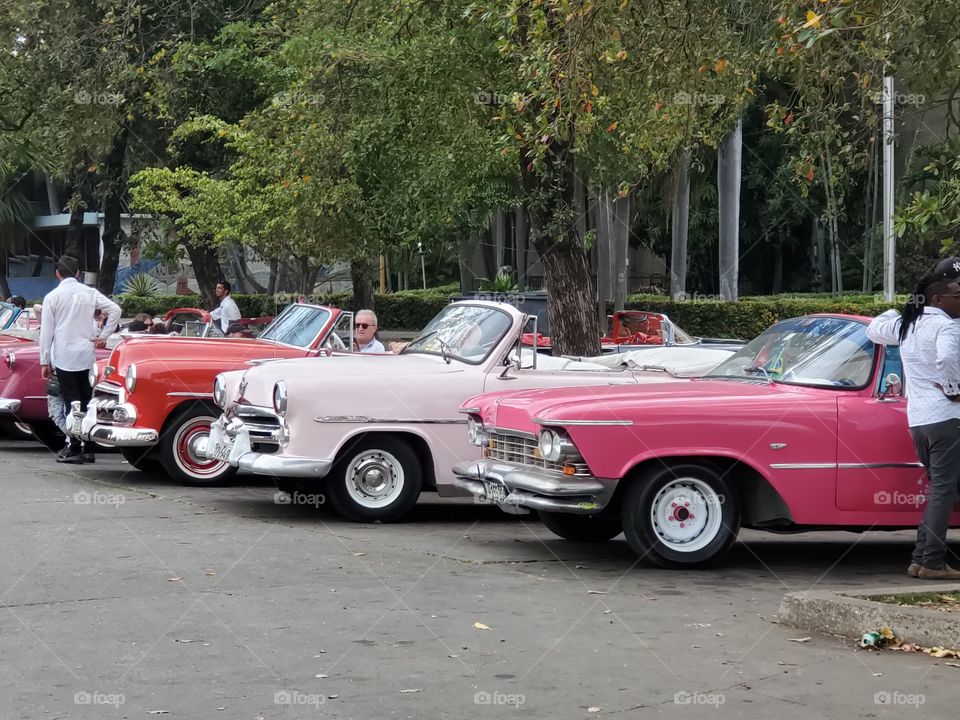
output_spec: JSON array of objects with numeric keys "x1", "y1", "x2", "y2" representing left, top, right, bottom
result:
[
  {"x1": 323, "y1": 332, "x2": 347, "y2": 350},
  {"x1": 834, "y1": 377, "x2": 856, "y2": 387}
]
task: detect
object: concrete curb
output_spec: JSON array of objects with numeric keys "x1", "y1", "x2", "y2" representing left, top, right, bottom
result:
[{"x1": 779, "y1": 584, "x2": 960, "y2": 648}]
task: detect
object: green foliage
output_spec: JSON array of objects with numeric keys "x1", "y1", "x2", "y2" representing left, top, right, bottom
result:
[
  {"x1": 478, "y1": 271, "x2": 518, "y2": 293},
  {"x1": 122, "y1": 273, "x2": 160, "y2": 298}
]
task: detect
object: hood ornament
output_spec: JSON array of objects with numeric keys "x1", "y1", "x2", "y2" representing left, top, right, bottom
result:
[
  {"x1": 770, "y1": 443, "x2": 787, "y2": 450},
  {"x1": 238, "y1": 378, "x2": 248, "y2": 401}
]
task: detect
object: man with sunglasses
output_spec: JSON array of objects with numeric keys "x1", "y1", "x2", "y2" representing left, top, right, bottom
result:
[{"x1": 353, "y1": 309, "x2": 385, "y2": 353}]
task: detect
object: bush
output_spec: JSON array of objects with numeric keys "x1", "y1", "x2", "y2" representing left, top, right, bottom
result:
[{"x1": 115, "y1": 287, "x2": 899, "y2": 338}]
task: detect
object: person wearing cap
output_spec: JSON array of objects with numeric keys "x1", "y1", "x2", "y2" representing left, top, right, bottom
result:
[
  {"x1": 867, "y1": 256, "x2": 960, "y2": 580},
  {"x1": 39, "y1": 256, "x2": 121, "y2": 464}
]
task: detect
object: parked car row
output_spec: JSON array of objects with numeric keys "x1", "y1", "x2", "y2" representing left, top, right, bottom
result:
[{"x1": 3, "y1": 297, "x2": 949, "y2": 569}]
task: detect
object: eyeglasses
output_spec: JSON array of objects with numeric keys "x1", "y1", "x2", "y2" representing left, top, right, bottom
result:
[{"x1": 354, "y1": 323, "x2": 375, "y2": 330}]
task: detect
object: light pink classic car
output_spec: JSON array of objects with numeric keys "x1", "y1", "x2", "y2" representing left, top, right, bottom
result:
[
  {"x1": 205, "y1": 301, "x2": 737, "y2": 522},
  {"x1": 453, "y1": 314, "x2": 952, "y2": 568}
]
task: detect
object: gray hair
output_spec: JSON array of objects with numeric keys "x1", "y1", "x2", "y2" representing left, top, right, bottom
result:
[{"x1": 356, "y1": 309, "x2": 378, "y2": 326}]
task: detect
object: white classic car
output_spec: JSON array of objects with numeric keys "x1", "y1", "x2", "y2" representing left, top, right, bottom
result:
[{"x1": 205, "y1": 301, "x2": 737, "y2": 522}]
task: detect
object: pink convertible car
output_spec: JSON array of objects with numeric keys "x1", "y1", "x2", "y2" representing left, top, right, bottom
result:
[{"x1": 453, "y1": 314, "x2": 947, "y2": 568}]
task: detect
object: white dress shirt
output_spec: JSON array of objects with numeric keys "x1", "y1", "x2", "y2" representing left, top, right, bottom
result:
[
  {"x1": 358, "y1": 338, "x2": 385, "y2": 353},
  {"x1": 867, "y1": 307, "x2": 960, "y2": 427},
  {"x1": 39, "y1": 277, "x2": 121, "y2": 371},
  {"x1": 211, "y1": 295, "x2": 241, "y2": 333}
]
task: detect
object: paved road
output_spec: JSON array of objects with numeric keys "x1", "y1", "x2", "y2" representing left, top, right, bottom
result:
[{"x1": 0, "y1": 440, "x2": 956, "y2": 719}]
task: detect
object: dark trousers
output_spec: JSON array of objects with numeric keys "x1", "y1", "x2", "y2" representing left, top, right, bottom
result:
[
  {"x1": 56, "y1": 368, "x2": 92, "y2": 452},
  {"x1": 909, "y1": 418, "x2": 960, "y2": 568}
]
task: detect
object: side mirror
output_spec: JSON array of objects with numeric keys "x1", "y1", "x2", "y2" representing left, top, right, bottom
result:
[{"x1": 880, "y1": 373, "x2": 903, "y2": 399}]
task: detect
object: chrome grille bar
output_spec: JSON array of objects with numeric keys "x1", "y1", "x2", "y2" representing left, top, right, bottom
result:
[{"x1": 484, "y1": 430, "x2": 591, "y2": 476}]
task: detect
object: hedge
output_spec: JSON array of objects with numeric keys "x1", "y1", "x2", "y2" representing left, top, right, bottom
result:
[{"x1": 117, "y1": 287, "x2": 901, "y2": 339}]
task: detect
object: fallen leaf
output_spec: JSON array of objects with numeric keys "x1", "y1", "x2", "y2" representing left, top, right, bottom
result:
[
  {"x1": 205, "y1": 571, "x2": 216, "y2": 576},
  {"x1": 873, "y1": 673, "x2": 883, "y2": 677},
  {"x1": 167, "y1": 577, "x2": 182, "y2": 582},
  {"x1": 788, "y1": 637, "x2": 812, "y2": 643},
  {"x1": 174, "y1": 639, "x2": 203, "y2": 643},
  {"x1": 588, "y1": 707, "x2": 601, "y2": 713},
  {"x1": 328, "y1": 694, "x2": 339, "y2": 699},
  {"x1": 448, "y1": 654, "x2": 460, "y2": 658},
  {"x1": 777, "y1": 661, "x2": 798, "y2": 666},
  {"x1": 945, "y1": 662, "x2": 960, "y2": 668},
  {"x1": 400, "y1": 688, "x2": 423, "y2": 694},
  {"x1": 147, "y1": 712, "x2": 169, "y2": 716},
  {"x1": 315, "y1": 674, "x2": 329, "y2": 679},
  {"x1": 474, "y1": 622, "x2": 492, "y2": 631},
  {"x1": 602, "y1": 610, "x2": 612, "y2": 615},
  {"x1": 588, "y1": 590, "x2": 609, "y2": 595},
  {"x1": 353, "y1": 552, "x2": 365, "y2": 556}
]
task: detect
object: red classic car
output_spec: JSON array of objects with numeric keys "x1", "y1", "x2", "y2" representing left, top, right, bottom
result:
[
  {"x1": 452, "y1": 314, "x2": 946, "y2": 568},
  {"x1": 74, "y1": 303, "x2": 352, "y2": 484}
]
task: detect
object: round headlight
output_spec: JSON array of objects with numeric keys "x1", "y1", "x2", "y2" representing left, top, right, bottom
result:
[
  {"x1": 124, "y1": 363, "x2": 137, "y2": 393},
  {"x1": 4, "y1": 352, "x2": 15, "y2": 370},
  {"x1": 213, "y1": 375, "x2": 226, "y2": 408},
  {"x1": 273, "y1": 381, "x2": 288, "y2": 416},
  {"x1": 467, "y1": 417, "x2": 486, "y2": 446},
  {"x1": 538, "y1": 429, "x2": 561, "y2": 461}
]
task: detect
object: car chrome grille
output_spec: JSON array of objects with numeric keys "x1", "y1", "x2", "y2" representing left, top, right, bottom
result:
[
  {"x1": 235, "y1": 404, "x2": 283, "y2": 453},
  {"x1": 484, "y1": 430, "x2": 591, "y2": 476}
]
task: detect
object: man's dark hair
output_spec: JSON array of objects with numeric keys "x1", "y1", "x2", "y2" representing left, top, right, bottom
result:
[
  {"x1": 56, "y1": 255, "x2": 80, "y2": 277},
  {"x1": 8, "y1": 295, "x2": 25, "y2": 309},
  {"x1": 899, "y1": 266, "x2": 960, "y2": 342},
  {"x1": 218, "y1": 280, "x2": 231, "y2": 294},
  {"x1": 149, "y1": 321, "x2": 169, "y2": 334},
  {"x1": 126, "y1": 320, "x2": 148, "y2": 332}
]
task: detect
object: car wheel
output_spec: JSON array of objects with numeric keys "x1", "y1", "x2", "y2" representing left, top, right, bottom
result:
[
  {"x1": 328, "y1": 436, "x2": 422, "y2": 522},
  {"x1": 538, "y1": 511, "x2": 623, "y2": 542},
  {"x1": 621, "y1": 463, "x2": 739, "y2": 568},
  {"x1": 159, "y1": 403, "x2": 237, "y2": 486},
  {"x1": 120, "y1": 447, "x2": 163, "y2": 473},
  {"x1": 27, "y1": 421, "x2": 67, "y2": 453},
  {"x1": 0, "y1": 421, "x2": 35, "y2": 441}
]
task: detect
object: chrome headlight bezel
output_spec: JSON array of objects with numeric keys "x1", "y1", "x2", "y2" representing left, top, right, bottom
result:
[
  {"x1": 124, "y1": 363, "x2": 137, "y2": 393},
  {"x1": 88, "y1": 364, "x2": 98, "y2": 388},
  {"x1": 273, "y1": 380, "x2": 288, "y2": 417},
  {"x1": 4, "y1": 352, "x2": 14, "y2": 370},
  {"x1": 538, "y1": 429, "x2": 559, "y2": 461},
  {"x1": 213, "y1": 374, "x2": 226, "y2": 408},
  {"x1": 467, "y1": 416, "x2": 488, "y2": 447}
]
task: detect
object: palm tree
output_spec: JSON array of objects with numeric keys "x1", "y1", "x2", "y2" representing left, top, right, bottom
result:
[{"x1": 0, "y1": 140, "x2": 39, "y2": 299}]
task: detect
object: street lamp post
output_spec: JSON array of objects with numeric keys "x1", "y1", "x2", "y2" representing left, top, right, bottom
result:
[
  {"x1": 418, "y1": 242, "x2": 426, "y2": 290},
  {"x1": 882, "y1": 58, "x2": 896, "y2": 301}
]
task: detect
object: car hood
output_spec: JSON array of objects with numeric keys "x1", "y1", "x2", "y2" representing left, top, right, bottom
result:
[{"x1": 482, "y1": 379, "x2": 821, "y2": 433}]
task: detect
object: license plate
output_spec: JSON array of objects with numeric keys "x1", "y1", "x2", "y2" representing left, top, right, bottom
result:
[
  {"x1": 481, "y1": 480, "x2": 509, "y2": 504},
  {"x1": 210, "y1": 441, "x2": 233, "y2": 463}
]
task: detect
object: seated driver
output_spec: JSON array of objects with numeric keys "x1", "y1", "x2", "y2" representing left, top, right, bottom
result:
[{"x1": 353, "y1": 309, "x2": 386, "y2": 353}]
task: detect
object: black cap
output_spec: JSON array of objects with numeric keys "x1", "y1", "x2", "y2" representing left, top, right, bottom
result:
[{"x1": 933, "y1": 256, "x2": 960, "y2": 278}]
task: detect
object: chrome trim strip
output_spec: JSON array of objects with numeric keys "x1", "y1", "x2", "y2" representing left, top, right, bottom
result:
[
  {"x1": 94, "y1": 382, "x2": 121, "y2": 396},
  {"x1": 838, "y1": 462, "x2": 925, "y2": 469},
  {"x1": 532, "y1": 417, "x2": 634, "y2": 426},
  {"x1": 313, "y1": 416, "x2": 467, "y2": 425},
  {"x1": 23, "y1": 395, "x2": 46, "y2": 400},
  {"x1": 770, "y1": 463, "x2": 837, "y2": 469},
  {"x1": 459, "y1": 407, "x2": 481, "y2": 414},
  {"x1": 492, "y1": 426, "x2": 536, "y2": 440},
  {"x1": 167, "y1": 392, "x2": 214, "y2": 398}
]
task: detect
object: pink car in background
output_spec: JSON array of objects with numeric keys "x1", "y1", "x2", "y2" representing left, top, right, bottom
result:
[
  {"x1": 206, "y1": 301, "x2": 738, "y2": 523},
  {"x1": 453, "y1": 314, "x2": 948, "y2": 568}
]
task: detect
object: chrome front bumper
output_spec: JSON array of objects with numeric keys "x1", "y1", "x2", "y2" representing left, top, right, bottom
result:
[
  {"x1": 451, "y1": 459, "x2": 617, "y2": 515},
  {"x1": 71, "y1": 403, "x2": 158, "y2": 446},
  {"x1": 203, "y1": 415, "x2": 332, "y2": 479},
  {"x1": 0, "y1": 398, "x2": 21, "y2": 415}
]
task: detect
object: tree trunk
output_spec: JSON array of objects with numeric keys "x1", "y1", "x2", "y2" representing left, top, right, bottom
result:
[
  {"x1": 31, "y1": 252, "x2": 44, "y2": 277},
  {"x1": 350, "y1": 257, "x2": 376, "y2": 311},
  {"x1": 612, "y1": 194, "x2": 630, "y2": 310},
  {"x1": 183, "y1": 235, "x2": 224, "y2": 307},
  {"x1": 596, "y1": 187, "x2": 612, "y2": 329},
  {"x1": 670, "y1": 149, "x2": 691, "y2": 300},
  {"x1": 515, "y1": 207, "x2": 529, "y2": 291},
  {"x1": 267, "y1": 258, "x2": 278, "y2": 295},
  {"x1": 63, "y1": 205, "x2": 85, "y2": 261},
  {"x1": 96, "y1": 129, "x2": 129, "y2": 295},
  {"x1": 521, "y1": 146, "x2": 600, "y2": 356},
  {"x1": 772, "y1": 230, "x2": 783, "y2": 294},
  {"x1": 717, "y1": 119, "x2": 742, "y2": 301},
  {"x1": 458, "y1": 232, "x2": 474, "y2": 294},
  {"x1": 0, "y1": 265, "x2": 10, "y2": 300}
]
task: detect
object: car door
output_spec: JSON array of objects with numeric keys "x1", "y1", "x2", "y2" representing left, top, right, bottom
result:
[{"x1": 835, "y1": 346, "x2": 927, "y2": 513}]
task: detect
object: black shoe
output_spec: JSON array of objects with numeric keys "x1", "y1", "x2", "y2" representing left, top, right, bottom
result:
[
  {"x1": 56, "y1": 445, "x2": 71, "y2": 460},
  {"x1": 80, "y1": 452, "x2": 95, "y2": 464},
  {"x1": 57, "y1": 450, "x2": 86, "y2": 464}
]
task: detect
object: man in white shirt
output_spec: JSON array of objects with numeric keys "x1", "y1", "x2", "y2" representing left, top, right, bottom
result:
[
  {"x1": 353, "y1": 309, "x2": 385, "y2": 353},
  {"x1": 867, "y1": 256, "x2": 960, "y2": 580},
  {"x1": 211, "y1": 280, "x2": 241, "y2": 334},
  {"x1": 39, "y1": 256, "x2": 121, "y2": 464}
]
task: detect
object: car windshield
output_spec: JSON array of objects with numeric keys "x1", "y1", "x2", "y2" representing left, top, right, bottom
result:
[
  {"x1": 404, "y1": 304, "x2": 513, "y2": 364},
  {"x1": 0, "y1": 305, "x2": 15, "y2": 329},
  {"x1": 706, "y1": 316, "x2": 875, "y2": 388},
  {"x1": 258, "y1": 304, "x2": 332, "y2": 348}
]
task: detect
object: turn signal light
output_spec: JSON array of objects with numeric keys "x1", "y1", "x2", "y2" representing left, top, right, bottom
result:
[{"x1": 562, "y1": 465, "x2": 576, "y2": 476}]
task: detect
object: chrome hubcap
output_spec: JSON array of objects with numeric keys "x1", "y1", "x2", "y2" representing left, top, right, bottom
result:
[
  {"x1": 650, "y1": 477, "x2": 723, "y2": 552},
  {"x1": 346, "y1": 450, "x2": 404, "y2": 508}
]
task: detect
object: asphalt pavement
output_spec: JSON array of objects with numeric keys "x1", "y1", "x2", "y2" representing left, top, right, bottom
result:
[{"x1": 0, "y1": 440, "x2": 956, "y2": 719}]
